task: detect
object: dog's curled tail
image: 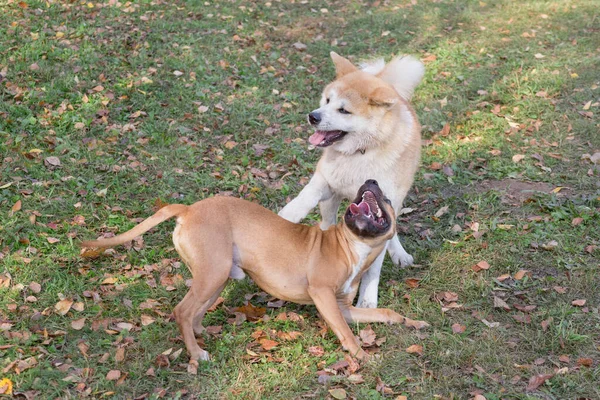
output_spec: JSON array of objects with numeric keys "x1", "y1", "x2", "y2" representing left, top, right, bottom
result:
[
  {"x1": 362, "y1": 56, "x2": 424, "y2": 101},
  {"x1": 81, "y1": 204, "x2": 188, "y2": 249}
]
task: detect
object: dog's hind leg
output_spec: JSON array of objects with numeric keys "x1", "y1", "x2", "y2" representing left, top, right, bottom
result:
[
  {"x1": 387, "y1": 234, "x2": 414, "y2": 267},
  {"x1": 172, "y1": 225, "x2": 232, "y2": 362}
]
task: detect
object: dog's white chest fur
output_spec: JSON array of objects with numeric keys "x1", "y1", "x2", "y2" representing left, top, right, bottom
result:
[
  {"x1": 321, "y1": 150, "x2": 399, "y2": 205},
  {"x1": 341, "y1": 242, "x2": 372, "y2": 295}
]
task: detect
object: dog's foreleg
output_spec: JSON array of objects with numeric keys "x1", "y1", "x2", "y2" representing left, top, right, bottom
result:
[
  {"x1": 387, "y1": 235, "x2": 414, "y2": 267},
  {"x1": 355, "y1": 245, "x2": 387, "y2": 308},
  {"x1": 307, "y1": 286, "x2": 367, "y2": 360},
  {"x1": 318, "y1": 195, "x2": 342, "y2": 230},
  {"x1": 342, "y1": 306, "x2": 429, "y2": 329},
  {"x1": 279, "y1": 173, "x2": 332, "y2": 223}
]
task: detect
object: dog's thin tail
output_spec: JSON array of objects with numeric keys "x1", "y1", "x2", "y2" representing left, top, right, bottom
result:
[
  {"x1": 363, "y1": 55, "x2": 424, "y2": 101},
  {"x1": 81, "y1": 204, "x2": 188, "y2": 248}
]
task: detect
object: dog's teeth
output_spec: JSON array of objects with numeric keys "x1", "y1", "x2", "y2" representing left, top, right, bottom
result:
[{"x1": 377, "y1": 209, "x2": 382, "y2": 218}]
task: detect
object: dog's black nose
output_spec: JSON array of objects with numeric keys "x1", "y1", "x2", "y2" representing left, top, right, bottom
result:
[
  {"x1": 308, "y1": 111, "x2": 321, "y2": 126},
  {"x1": 366, "y1": 179, "x2": 378, "y2": 186}
]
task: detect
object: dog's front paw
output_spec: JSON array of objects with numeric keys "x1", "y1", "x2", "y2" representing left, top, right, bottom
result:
[
  {"x1": 355, "y1": 299, "x2": 377, "y2": 309},
  {"x1": 404, "y1": 318, "x2": 429, "y2": 330},
  {"x1": 391, "y1": 250, "x2": 414, "y2": 268}
]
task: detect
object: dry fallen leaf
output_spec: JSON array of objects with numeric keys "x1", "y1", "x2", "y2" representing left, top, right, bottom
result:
[
  {"x1": 259, "y1": 339, "x2": 278, "y2": 351},
  {"x1": 514, "y1": 269, "x2": 529, "y2": 280},
  {"x1": 0, "y1": 378, "x2": 13, "y2": 395},
  {"x1": 493, "y1": 296, "x2": 511, "y2": 310},
  {"x1": 29, "y1": 281, "x2": 41, "y2": 293},
  {"x1": 405, "y1": 278, "x2": 420, "y2": 288},
  {"x1": 577, "y1": 358, "x2": 593, "y2": 367},
  {"x1": 55, "y1": 299, "x2": 74, "y2": 315},
  {"x1": 308, "y1": 346, "x2": 324, "y2": 357},
  {"x1": 512, "y1": 154, "x2": 526, "y2": 163},
  {"x1": 572, "y1": 299, "x2": 586, "y2": 307},
  {"x1": 11, "y1": 200, "x2": 22, "y2": 214},
  {"x1": 452, "y1": 323, "x2": 466, "y2": 334},
  {"x1": 106, "y1": 370, "x2": 121, "y2": 381},
  {"x1": 141, "y1": 315, "x2": 155, "y2": 326},
  {"x1": 526, "y1": 373, "x2": 553, "y2": 391},
  {"x1": 71, "y1": 318, "x2": 86, "y2": 330},
  {"x1": 328, "y1": 388, "x2": 347, "y2": 399},
  {"x1": 359, "y1": 325, "x2": 377, "y2": 346},
  {"x1": 115, "y1": 347, "x2": 125, "y2": 363},
  {"x1": 472, "y1": 260, "x2": 490, "y2": 272},
  {"x1": 405, "y1": 344, "x2": 423, "y2": 355}
]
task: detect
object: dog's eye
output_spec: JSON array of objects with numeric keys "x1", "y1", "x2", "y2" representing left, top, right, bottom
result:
[
  {"x1": 384, "y1": 198, "x2": 392, "y2": 205},
  {"x1": 326, "y1": 98, "x2": 330, "y2": 104},
  {"x1": 338, "y1": 107, "x2": 351, "y2": 114}
]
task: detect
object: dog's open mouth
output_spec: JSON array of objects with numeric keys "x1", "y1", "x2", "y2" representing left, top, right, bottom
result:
[
  {"x1": 309, "y1": 130, "x2": 347, "y2": 147},
  {"x1": 349, "y1": 190, "x2": 387, "y2": 228}
]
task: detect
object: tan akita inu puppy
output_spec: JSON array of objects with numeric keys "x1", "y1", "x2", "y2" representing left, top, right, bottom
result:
[{"x1": 279, "y1": 52, "x2": 424, "y2": 308}]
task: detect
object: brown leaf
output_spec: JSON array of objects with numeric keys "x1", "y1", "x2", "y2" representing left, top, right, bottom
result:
[
  {"x1": 405, "y1": 278, "x2": 420, "y2": 288},
  {"x1": 308, "y1": 346, "x2": 324, "y2": 357},
  {"x1": 207, "y1": 296, "x2": 225, "y2": 312},
  {"x1": 571, "y1": 299, "x2": 586, "y2": 307},
  {"x1": 233, "y1": 303, "x2": 266, "y2": 321},
  {"x1": 472, "y1": 260, "x2": 490, "y2": 272},
  {"x1": 405, "y1": 344, "x2": 423, "y2": 355},
  {"x1": 359, "y1": 325, "x2": 376, "y2": 346},
  {"x1": 77, "y1": 341, "x2": 89, "y2": 357},
  {"x1": 71, "y1": 318, "x2": 86, "y2": 331},
  {"x1": 437, "y1": 291, "x2": 459, "y2": 302},
  {"x1": 259, "y1": 339, "x2": 278, "y2": 351},
  {"x1": 429, "y1": 162, "x2": 442, "y2": 170},
  {"x1": 44, "y1": 156, "x2": 61, "y2": 168},
  {"x1": 512, "y1": 313, "x2": 531, "y2": 324},
  {"x1": 541, "y1": 317, "x2": 553, "y2": 331},
  {"x1": 47, "y1": 237, "x2": 60, "y2": 244},
  {"x1": 514, "y1": 269, "x2": 529, "y2": 280},
  {"x1": 11, "y1": 200, "x2": 22, "y2": 214},
  {"x1": 577, "y1": 358, "x2": 593, "y2": 367},
  {"x1": 29, "y1": 282, "x2": 41, "y2": 293},
  {"x1": 559, "y1": 355, "x2": 570, "y2": 363},
  {"x1": 526, "y1": 373, "x2": 553, "y2": 391},
  {"x1": 55, "y1": 299, "x2": 74, "y2": 315},
  {"x1": 553, "y1": 286, "x2": 567, "y2": 294},
  {"x1": 451, "y1": 323, "x2": 466, "y2": 334},
  {"x1": 106, "y1": 370, "x2": 121, "y2": 381},
  {"x1": 115, "y1": 347, "x2": 125, "y2": 363},
  {"x1": 571, "y1": 217, "x2": 584, "y2": 226},
  {"x1": 141, "y1": 315, "x2": 155, "y2": 326},
  {"x1": 512, "y1": 154, "x2": 526, "y2": 163},
  {"x1": 493, "y1": 296, "x2": 511, "y2": 310}
]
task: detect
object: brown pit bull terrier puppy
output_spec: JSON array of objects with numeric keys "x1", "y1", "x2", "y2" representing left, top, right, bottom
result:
[{"x1": 82, "y1": 180, "x2": 428, "y2": 362}]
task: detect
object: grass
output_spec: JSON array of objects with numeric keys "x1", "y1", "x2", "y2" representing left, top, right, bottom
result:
[{"x1": 1, "y1": 0, "x2": 599, "y2": 398}]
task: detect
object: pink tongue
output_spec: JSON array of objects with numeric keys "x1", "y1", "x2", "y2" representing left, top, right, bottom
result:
[
  {"x1": 358, "y1": 202, "x2": 370, "y2": 215},
  {"x1": 309, "y1": 131, "x2": 327, "y2": 145}
]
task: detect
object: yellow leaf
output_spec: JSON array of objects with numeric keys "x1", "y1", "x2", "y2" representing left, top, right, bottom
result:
[
  {"x1": 552, "y1": 187, "x2": 564, "y2": 193},
  {"x1": 0, "y1": 378, "x2": 13, "y2": 395}
]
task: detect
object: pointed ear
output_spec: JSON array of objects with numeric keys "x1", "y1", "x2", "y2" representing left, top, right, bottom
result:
[
  {"x1": 330, "y1": 52, "x2": 358, "y2": 78},
  {"x1": 369, "y1": 86, "x2": 400, "y2": 108}
]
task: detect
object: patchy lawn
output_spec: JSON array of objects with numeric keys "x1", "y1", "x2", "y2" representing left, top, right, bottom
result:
[{"x1": 1, "y1": 0, "x2": 599, "y2": 398}]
